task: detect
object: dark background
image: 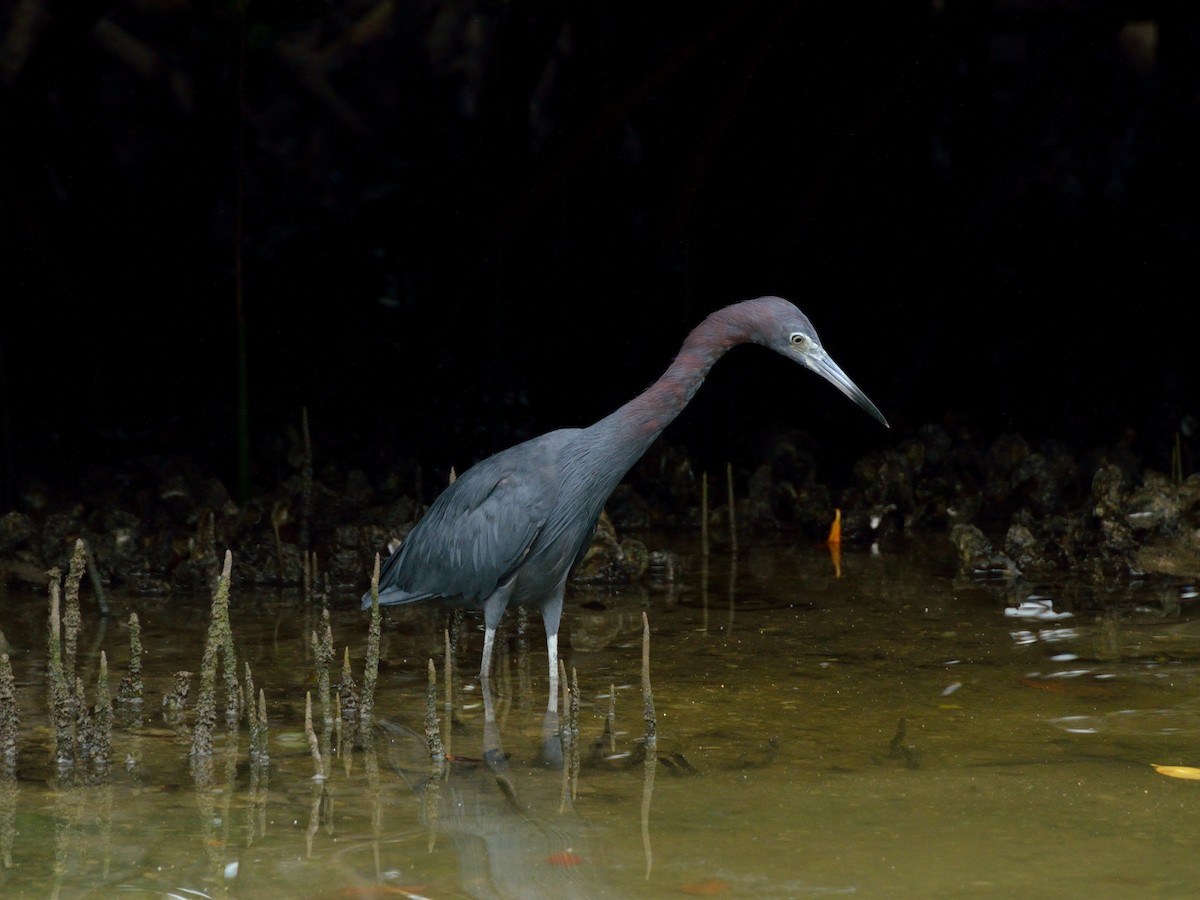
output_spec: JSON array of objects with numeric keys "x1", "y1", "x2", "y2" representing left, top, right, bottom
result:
[{"x1": 2, "y1": 1, "x2": 1197, "y2": 508}]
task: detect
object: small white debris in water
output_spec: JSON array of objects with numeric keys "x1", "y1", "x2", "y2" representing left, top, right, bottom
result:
[
  {"x1": 1050, "y1": 653, "x2": 1078, "y2": 662},
  {"x1": 1048, "y1": 715, "x2": 1105, "y2": 734},
  {"x1": 1045, "y1": 669, "x2": 1091, "y2": 679},
  {"x1": 1004, "y1": 598, "x2": 1073, "y2": 621},
  {"x1": 1038, "y1": 628, "x2": 1078, "y2": 642},
  {"x1": 224, "y1": 861, "x2": 239, "y2": 879},
  {"x1": 942, "y1": 682, "x2": 962, "y2": 696}
]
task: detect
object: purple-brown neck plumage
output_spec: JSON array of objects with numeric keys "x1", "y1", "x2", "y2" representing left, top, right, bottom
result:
[{"x1": 583, "y1": 303, "x2": 759, "y2": 484}]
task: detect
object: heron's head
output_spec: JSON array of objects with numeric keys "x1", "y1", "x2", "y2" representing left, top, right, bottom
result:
[{"x1": 749, "y1": 296, "x2": 889, "y2": 428}]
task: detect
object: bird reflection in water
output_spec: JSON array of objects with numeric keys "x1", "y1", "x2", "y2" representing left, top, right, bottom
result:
[
  {"x1": 375, "y1": 611, "x2": 662, "y2": 898},
  {"x1": 378, "y1": 676, "x2": 619, "y2": 897}
]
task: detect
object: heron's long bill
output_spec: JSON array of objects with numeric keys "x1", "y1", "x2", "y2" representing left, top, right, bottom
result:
[{"x1": 809, "y1": 353, "x2": 889, "y2": 428}]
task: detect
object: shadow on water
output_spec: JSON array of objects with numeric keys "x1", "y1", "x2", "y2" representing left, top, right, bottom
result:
[{"x1": 3, "y1": 532, "x2": 1200, "y2": 897}]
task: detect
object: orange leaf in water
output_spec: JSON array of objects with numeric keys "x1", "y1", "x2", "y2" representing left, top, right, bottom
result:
[
  {"x1": 1152, "y1": 764, "x2": 1200, "y2": 780},
  {"x1": 679, "y1": 878, "x2": 730, "y2": 895},
  {"x1": 824, "y1": 509, "x2": 843, "y2": 577},
  {"x1": 546, "y1": 851, "x2": 583, "y2": 867},
  {"x1": 825, "y1": 508, "x2": 842, "y2": 546}
]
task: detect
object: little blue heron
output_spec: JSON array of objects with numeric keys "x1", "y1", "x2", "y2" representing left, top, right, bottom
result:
[{"x1": 362, "y1": 296, "x2": 887, "y2": 713}]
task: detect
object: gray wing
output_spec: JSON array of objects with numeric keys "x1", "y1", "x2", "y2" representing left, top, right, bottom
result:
[{"x1": 370, "y1": 435, "x2": 566, "y2": 605}]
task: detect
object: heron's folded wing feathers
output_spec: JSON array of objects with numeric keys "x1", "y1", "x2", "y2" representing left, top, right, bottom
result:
[{"x1": 386, "y1": 464, "x2": 554, "y2": 602}]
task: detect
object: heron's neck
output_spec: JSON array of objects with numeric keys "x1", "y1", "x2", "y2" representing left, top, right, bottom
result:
[{"x1": 589, "y1": 305, "x2": 750, "y2": 475}]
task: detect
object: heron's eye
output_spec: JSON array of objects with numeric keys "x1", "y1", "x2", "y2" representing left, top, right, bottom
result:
[{"x1": 789, "y1": 332, "x2": 808, "y2": 348}]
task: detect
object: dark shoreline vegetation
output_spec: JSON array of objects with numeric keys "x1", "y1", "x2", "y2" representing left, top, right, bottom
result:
[{"x1": 2, "y1": 415, "x2": 1197, "y2": 601}]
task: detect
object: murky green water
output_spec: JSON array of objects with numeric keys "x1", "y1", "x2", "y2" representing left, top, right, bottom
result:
[{"x1": 3, "y1": 532, "x2": 1200, "y2": 898}]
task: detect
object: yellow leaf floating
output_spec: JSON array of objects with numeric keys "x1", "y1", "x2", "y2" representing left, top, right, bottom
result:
[{"x1": 1151, "y1": 764, "x2": 1200, "y2": 780}]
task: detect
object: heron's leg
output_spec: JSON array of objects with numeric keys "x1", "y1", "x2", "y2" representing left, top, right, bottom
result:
[
  {"x1": 481, "y1": 626, "x2": 496, "y2": 679},
  {"x1": 480, "y1": 579, "x2": 516, "y2": 721},
  {"x1": 480, "y1": 627, "x2": 497, "y2": 722},
  {"x1": 541, "y1": 578, "x2": 567, "y2": 714},
  {"x1": 546, "y1": 631, "x2": 559, "y2": 713}
]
